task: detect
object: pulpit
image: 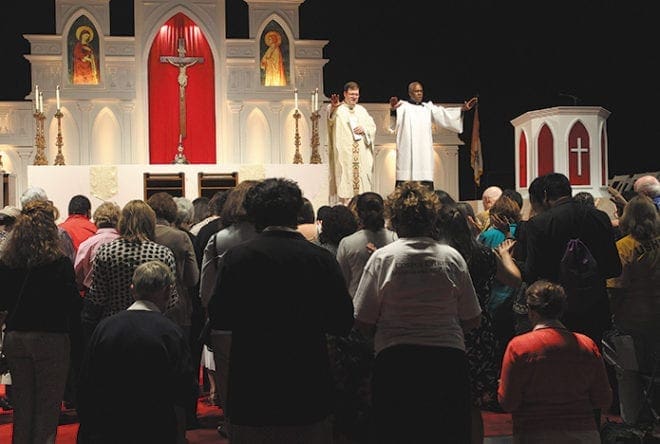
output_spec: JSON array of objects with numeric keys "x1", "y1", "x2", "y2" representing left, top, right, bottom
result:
[{"x1": 511, "y1": 106, "x2": 611, "y2": 197}]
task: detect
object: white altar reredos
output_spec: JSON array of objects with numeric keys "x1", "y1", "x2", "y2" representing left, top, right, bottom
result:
[{"x1": 0, "y1": 0, "x2": 464, "y2": 214}]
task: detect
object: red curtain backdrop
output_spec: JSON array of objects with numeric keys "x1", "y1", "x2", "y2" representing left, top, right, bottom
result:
[{"x1": 148, "y1": 13, "x2": 216, "y2": 164}]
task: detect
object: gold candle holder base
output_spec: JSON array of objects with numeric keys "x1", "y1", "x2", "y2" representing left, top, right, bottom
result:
[
  {"x1": 33, "y1": 111, "x2": 48, "y2": 165},
  {"x1": 309, "y1": 110, "x2": 321, "y2": 164},
  {"x1": 293, "y1": 109, "x2": 303, "y2": 164},
  {"x1": 53, "y1": 110, "x2": 65, "y2": 165}
]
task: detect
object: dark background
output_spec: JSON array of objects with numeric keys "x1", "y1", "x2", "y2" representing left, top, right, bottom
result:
[{"x1": 1, "y1": 0, "x2": 657, "y2": 200}]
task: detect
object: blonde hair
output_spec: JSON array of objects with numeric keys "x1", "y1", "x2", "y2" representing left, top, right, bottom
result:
[
  {"x1": 93, "y1": 202, "x2": 121, "y2": 228},
  {"x1": 117, "y1": 200, "x2": 156, "y2": 242}
]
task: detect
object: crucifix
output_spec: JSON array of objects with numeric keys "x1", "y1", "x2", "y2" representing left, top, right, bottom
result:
[
  {"x1": 160, "y1": 38, "x2": 204, "y2": 138},
  {"x1": 570, "y1": 137, "x2": 589, "y2": 176}
]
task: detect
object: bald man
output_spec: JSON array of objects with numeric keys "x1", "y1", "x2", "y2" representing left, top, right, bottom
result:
[{"x1": 476, "y1": 186, "x2": 503, "y2": 232}]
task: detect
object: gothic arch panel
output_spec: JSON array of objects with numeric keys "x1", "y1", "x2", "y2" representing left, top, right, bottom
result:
[
  {"x1": 519, "y1": 130, "x2": 528, "y2": 187},
  {"x1": 537, "y1": 124, "x2": 554, "y2": 175},
  {"x1": 67, "y1": 15, "x2": 102, "y2": 85},
  {"x1": 568, "y1": 121, "x2": 590, "y2": 185},
  {"x1": 600, "y1": 125, "x2": 607, "y2": 185},
  {"x1": 148, "y1": 13, "x2": 216, "y2": 164},
  {"x1": 245, "y1": 108, "x2": 270, "y2": 164},
  {"x1": 259, "y1": 20, "x2": 290, "y2": 87},
  {"x1": 91, "y1": 107, "x2": 121, "y2": 165}
]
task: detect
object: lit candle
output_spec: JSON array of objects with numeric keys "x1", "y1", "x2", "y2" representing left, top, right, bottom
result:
[
  {"x1": 56, "y1": 85, "x2": 61, "y2": 111},
  {"x1": 294, "y1": 88, "x2": 298, "y2": 111},
  {"x1": 34, "y1": 84, "x2": 39, "y2": 112}
]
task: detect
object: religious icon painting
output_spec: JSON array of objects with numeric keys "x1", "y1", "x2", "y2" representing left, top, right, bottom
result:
[
  {"x1": 260, "y1": 21, "x2": 290, "y2": 87},
  {"x1": 68, "y1": 16, "x2": 101, "y2": 85}
]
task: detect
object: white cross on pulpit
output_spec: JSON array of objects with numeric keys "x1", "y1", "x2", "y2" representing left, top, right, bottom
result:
[{"x1": 570, "y1": 137, "x2": 589, "y2": 176}]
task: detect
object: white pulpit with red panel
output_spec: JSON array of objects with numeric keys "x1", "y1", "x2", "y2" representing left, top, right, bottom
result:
[{"x1": 510, "y1": 106, "x2": 611, "y2": 197}]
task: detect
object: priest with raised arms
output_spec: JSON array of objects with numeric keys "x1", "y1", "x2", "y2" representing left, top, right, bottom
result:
[{"x1": 389, "y1": 81, "x2": 478, "y2": 188}]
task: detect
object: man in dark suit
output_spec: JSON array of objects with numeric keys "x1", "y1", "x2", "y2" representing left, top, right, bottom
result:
[
  {"x1": 525, "y1": 173, "x2": 622, "y2": 345},
  {"x1": 207, "y1": 178, "x2": 354, "y2": 442},
  {"x1": 77, "y1": 260, "x2": 194, "y2": 444},
  {"x1": 146, "y1": 192, "x2": 200, "y2": 428}
]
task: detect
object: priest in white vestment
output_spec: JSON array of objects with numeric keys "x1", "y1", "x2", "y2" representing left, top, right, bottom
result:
[
  {"x1": 389, "y1": 81, "x2": 477, "y2": 185},
  {"x1": 327, "y1": 81, "x2": 377, "y2": 203}
]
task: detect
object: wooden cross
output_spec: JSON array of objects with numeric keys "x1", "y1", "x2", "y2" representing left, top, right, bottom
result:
[
  {"x1": 570, "y1": 137, "x2": 589, "y2": 176},
  {"x1": 160, "y1": 38, "x2": 204, "y2": 138}
]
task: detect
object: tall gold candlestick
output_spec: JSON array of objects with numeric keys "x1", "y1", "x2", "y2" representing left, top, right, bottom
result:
[
  {"x1": 33, "y1": 111, "x2": 48, "y2": 165},
  {"x1": 309, "y1": 110, "x2": 321, "y2": 164},
  {"x1": 292, "y1": 109, "x2": 303, "y2": 164},
  {"x1": 53, "y1": 110, "x2": 65, "y2": 165}
]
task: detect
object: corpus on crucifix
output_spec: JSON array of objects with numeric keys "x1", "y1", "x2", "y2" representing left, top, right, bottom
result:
[{"x1": 160, "y1": 38, "x2": 204, "y2": 138}]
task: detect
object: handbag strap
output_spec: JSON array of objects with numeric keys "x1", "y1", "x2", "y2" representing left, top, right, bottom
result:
[{"x1": 5, "y1": 270, "x2": 30, "y2": 326}]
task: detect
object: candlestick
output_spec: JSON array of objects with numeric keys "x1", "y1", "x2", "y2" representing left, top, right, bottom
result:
[
  {"x1": 294, "y1": 88, "x2": 298, "y2": 111},
  {"x1": 56, "y1": 85, "x2": 61, "y2": 110},
  {"x1": 54, "y1": 109, "x2": 65, "y2": 165},
  {"x1": 292, "y1": 109, "x2": 303, "y2": 164},
  {"x1": 33, "y1": 108, "x2": 48, "y2": 165},
  {"x1": 309, "y1": 109, "x2": 321, "y2": 164}
]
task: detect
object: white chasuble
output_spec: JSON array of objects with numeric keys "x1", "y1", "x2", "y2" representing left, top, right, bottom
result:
[{"x1": 327, "y1": 103, "x2": 377, "y2": 199}]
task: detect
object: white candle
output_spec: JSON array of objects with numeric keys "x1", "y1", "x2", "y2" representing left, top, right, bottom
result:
[
  {"x1": 294, "y1": 88, "x2": 298, "y2": 111},
  {"x1": 35, "y1": 85, "x2": 39, "y2": 112},
  {"x1": 39, "y1": 92, "x2": 44, "y2": 113},
  {"x1": 315, "y1": 88, "x2": 319, "y2": 111},
  {"x1": 179, "y1": 134, "x2": 182, "y2": 144},
  {"x1": 56, "y1": 85, "x2": 61, "y2": 110}
]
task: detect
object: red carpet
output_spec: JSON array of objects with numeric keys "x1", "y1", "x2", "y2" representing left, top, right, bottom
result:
[
  {"x1": 0, "y1": 382, "x2": 513, "y2": 443},
  {"x1": 3, "y1": 384, "x2": 623, "y2": 442},
  {"x1": 0, "y1": 386, "x2": 229, "y2": 443}
]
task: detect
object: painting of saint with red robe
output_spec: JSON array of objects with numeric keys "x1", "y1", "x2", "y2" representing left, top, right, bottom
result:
[{"x1": 68, "y1": 16, "x2": 100, "y2": 85}]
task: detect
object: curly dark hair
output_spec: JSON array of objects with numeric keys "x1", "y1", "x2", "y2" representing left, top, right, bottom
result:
[
  {"x1": 356, "y1": 192, "x2": 385, "y2": 232},
  {"x1": 1, "y1": 200, "x2": 64, "y2": 268},
  {"x1": 245, "y1": 178, "x2": 303, "y2": 231},
  {"x1": 318, "y1": 205, "x2": 358, "y2": 246},
  {"x1": 386, "y1": 181, "x2": 439, "y2": 238}
]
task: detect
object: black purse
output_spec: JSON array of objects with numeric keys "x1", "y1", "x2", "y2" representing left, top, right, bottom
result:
[{"x1": 0, "y1": 271, "x2": 30, "y2": 375}]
